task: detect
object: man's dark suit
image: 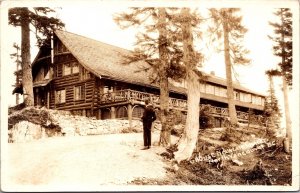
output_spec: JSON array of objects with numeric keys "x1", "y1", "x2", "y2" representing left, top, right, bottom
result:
[{"x1": 141, "y1": 105, "x2": 156, "y2": 148}]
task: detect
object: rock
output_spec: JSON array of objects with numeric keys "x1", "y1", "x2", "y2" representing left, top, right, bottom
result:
[
  {"x1": 173, "y1": 164, "x2": 179, "y2": 171},
  {"x1": 10, "y1": 121, "x2": 46, "y2": 143},
  {"x1": 9, "y1": 107, "x2": 146, "y2": 142},
  {"x1": 232, "y1": 159, "x2": 244, "y2": 166}
]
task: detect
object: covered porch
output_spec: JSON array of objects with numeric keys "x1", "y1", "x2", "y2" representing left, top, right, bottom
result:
[{"x1": 98, "y1": 89, "x2": 265, "y2": 126}]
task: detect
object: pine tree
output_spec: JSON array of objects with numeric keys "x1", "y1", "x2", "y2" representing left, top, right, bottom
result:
[
  {"x1": 114, "y1": 8, "x2": 184, "y2": 147},
  {"x1": 264, "y1": 70, "x2": 281, "y2": 136},
  {"x1": 10, "y1": 43, "x2": 22, "y2": 105},
  {"x1": 173, "y1": 8, "x2": 204, "y2": 163},
  {"x1": 209, "y1": 8, "x2": 250, "y2": 125},
  {"x1": 268, "y1": 8, "x2": 292, "y2": 153},
  {"x1": 9, "y1": 7, "x2": 64, "y2": 106}
]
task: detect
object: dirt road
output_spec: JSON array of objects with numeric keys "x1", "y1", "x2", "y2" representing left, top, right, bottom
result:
[{"x1": 3, "y1": 132, "x2": 170, "y2": 191}]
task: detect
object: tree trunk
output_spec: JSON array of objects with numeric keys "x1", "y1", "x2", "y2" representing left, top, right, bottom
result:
[
  {"x1": 174, "y1": 72, "x2": 200, "y2": 163},
  {"x1": 282, "y1": 76, "x2": 291, "y2": 153},
  {"x1": 174, "y1": 8, "x2": 200, "y2": 163},
  {"x1": 223, "y1": 21, "x2": 238, "y2": 124},
  {"x1": 157, "y1": 8, "x2": 170, "y2": 147},
  {"x1": 279, "y1": 10, "x2": 292, "y2": 153},
  {"x1": 21, "y1": 8, "x2": 34, "y2": 107}
]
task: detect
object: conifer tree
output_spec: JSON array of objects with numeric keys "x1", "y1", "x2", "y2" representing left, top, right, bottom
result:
[
  {"x1": 264, "y1": 70, "x2": 281, "y2": 136},
  {"x1": 173, "y1": 8, "x2": 204, "y2": 163},
  {"x1": 10, "y1": 43, "x2": 22, "y2": 105},
  {"x1": 9, "y1": 7, "x2": 64, "y2": 106},
  {"x1": 268, "y1": 8, "x2": 292, "y2": 153},
  {"x1": 209, "y1": 8, "x2": 250, "y2": 125},
  {"x1": 114, "y1": 8, "x2": 184, "y2": 146}
]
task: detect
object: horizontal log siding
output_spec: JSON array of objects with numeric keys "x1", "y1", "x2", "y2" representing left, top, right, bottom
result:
[{"x1": 49, "y1": 72, "x2": 97, "y2": 111}]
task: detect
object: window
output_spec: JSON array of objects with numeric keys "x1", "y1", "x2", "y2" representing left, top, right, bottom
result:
[
  {"x1": 55, "y1": 40, "x2": 68, "y2": 54},
  {"x1": 252, "y1": 95, "x2": 263, "y2": 105},
  {"x1": 206, "y1": 84, "x2": 214, "y2": 94},
  {"x1": 245, "y1": 93, "x2": 252, "y2": 102},
  {"x1": 215, "y1": 86, "x2": 221, "y2": 96},
  {"x1": 74, "y1": 85, "x2": 85, "y2": 100},
  {"x1": 80, "y1": 66, "x2": 91, "y2": 80},
  {"x1": 56, "y1": 63, "x2": 62, "y2": 77},
  {"x1": 55, "y1": 90, "x2": 66, "y2": 104},
  {"x1": 234, "y1": 91, "x2": 240, "y2": 100},
  {"x1": 200, "y1": 83, "x2": 205, "y2": 93},
  {"x1": 73, "y1": 64, "x2": 79, "y2": 73},
  {"x1": 63, "y1": 63, "x2": 72, "y2": 75},
  {"x1": 62, "y1": 62, "x2": 79, "y2": 76},
  {"x1": 220, "y1": 88, "x2": 227, "y2": 97},
  {"x1": 261, "y1": 98, "x2": 265, "y2": 106}
]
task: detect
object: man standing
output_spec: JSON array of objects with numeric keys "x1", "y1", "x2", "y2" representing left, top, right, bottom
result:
[{"x1": 141, "y1": 99, "x2": 156, "y2": 149}]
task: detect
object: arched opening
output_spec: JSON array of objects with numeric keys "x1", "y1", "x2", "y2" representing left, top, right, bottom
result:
[
  {"x1": 132, "y1": 105, "x2": 145, "y2": 119},
  {"x1": 116, "y1": 106, "x2": 128, "y2": 119}
]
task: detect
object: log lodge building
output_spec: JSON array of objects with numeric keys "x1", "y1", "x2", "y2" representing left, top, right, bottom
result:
[{"x1": 30, "y1": 30, "x2": 266, "y2": 127}]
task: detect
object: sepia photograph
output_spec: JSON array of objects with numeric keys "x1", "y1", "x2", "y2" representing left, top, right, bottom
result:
[{"x1": 0, "y1": 0, "x2": 299, "y2": 191}]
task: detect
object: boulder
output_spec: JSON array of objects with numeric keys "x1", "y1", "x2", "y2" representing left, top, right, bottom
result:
[{"x1": 10, "y1": 121, "x2": 45, "y2": 143}]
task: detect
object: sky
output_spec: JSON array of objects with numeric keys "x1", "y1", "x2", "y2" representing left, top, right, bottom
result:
[{"x1": 1, "y1": 1, "x2": 299, "y2": 128}]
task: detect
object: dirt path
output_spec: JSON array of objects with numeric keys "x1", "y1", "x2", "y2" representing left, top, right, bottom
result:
[{"x1": 3, "y1": 132, "x2": 172, "y2": 191}]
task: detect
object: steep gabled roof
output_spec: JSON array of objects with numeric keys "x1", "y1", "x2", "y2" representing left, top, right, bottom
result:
[
  {"x1": 55, "y1": 30, "x2": 156, "y2": 88},
  {"x1": 54, "y1": 30, "x2": 265, "y2": 97}
]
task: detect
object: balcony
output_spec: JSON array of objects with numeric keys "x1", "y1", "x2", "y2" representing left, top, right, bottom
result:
[{"x1": 99, "y1": 89, "x2": 264, "y2": 124}]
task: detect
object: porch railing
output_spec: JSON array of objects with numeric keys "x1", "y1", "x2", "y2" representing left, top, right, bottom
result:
[{"x1": 99, "y1": 89, "x2": 264, "y2": 124}]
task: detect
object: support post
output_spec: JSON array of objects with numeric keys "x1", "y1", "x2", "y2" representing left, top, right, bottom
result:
[
  {"x1": 111, "y1": 106, "x2": 116, "y2": 119},
  {"x1": 128, "y1": 103, "x2": 133, "y2": 129},
  {"x1": 97, "y1": 109, "x2": 102, "y2": 120},
  {"x1": 47, "y1": 91, "x2": 50, "y2": 109}
]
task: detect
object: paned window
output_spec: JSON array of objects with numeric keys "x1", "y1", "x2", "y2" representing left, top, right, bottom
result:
[
  {"x1": 74, "y1": 85, "x2": 85, "y2": 100},
  {"x1": 55, "y1": 90, "x2": 66, "y2": 104}
]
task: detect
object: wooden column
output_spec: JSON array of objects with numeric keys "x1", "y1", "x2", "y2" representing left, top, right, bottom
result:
[
  {"x1": 111, "y1": 106, "x2": 116, "y2": 119},
  {"x1": 47, "y1": 91, "x2": 50, "y2": 109},
  {"x1": 97, "y1": 109, "x2": 102, "y2": 120},
  {"x1": 128, "y1": 104, "x2": 133, "y2": 129}
]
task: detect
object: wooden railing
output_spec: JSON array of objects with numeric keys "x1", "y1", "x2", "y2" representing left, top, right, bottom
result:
[{"x1": 99, "y1": 89, "x2": 264, "y2": 124}]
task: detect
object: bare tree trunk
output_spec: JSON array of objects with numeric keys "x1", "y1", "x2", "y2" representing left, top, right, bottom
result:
[
  {"x1": 21, "y1": 8, "x2": 34, "y2": 106},
  {"x1": 282, "y1": 76, "x2": 291, "y2": 153},
  {"x1": 174, "y1": 8, "x2": 200, "y2": 163},
  {"x1": 279, "y1": 10, "x2": 292, "y2": 153},
  {"x1": 174, "y1": 72, "x2": 200, "y2": 163},
  {"x1": 267, "y1": 75, "x2": 275, "y2": 128},
  {"x1": 223, "y1": 22, "x2": 238, "y2": 124},
  {"x1": 157, "y1": 8, "x2": 170, "y2": 147}
]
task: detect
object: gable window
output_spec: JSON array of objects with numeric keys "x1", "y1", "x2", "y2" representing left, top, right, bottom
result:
[
  {"x1": 62, "y1": 62, "x2": 79, "y2": 76},
  {"x1": 63, "y1": 63, "x2": 72, "y2": 75},
  {"x1": 55, "y1": 40, "x2": 68, "y2": 54},
  {"x1": 72, "y1": 64, "x2": 79, "y2": 73},
  {"x1": 55, "y1": 89, "x2": 66, "y2": 104},
  {"x1": 80, "y1": 66, "x2": 92, "y2": 80},
  {"x1": 74, "y1": 85, "x2": 85, "y2": 100}
]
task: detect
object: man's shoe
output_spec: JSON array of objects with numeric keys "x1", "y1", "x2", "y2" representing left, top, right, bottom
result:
[{"x1": 141, "y1": 147, "x2": 148, "y2": 150}]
